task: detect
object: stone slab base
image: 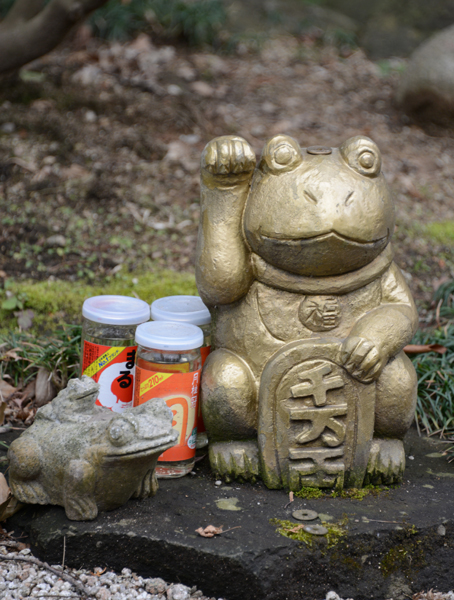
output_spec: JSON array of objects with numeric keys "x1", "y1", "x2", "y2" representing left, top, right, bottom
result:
[{"x1": 6, "y1": 428, "x2": 454, "y2": 600}]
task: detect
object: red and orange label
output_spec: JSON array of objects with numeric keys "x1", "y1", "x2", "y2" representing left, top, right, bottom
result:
[
  {"x1": 82, "y1": 341, "x2": 136, "y2": 412},
  {"x1": 196, "y1": 345, "x2": 211, "y2": 435},
  {"x1": 133, "y1": 361, "x2": 201, "y2": 462}
]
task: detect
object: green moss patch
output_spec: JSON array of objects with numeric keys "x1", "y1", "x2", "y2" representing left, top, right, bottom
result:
[
  {"x1": 270, "y1": 517, "x2": 347, "y2": 550},
  {"x1": 294, "y1": 486, "x2": 324, "y2": 499},
  {"x1": 425, "y1": 221, "x2": 454, "y2": 245},
  {"x1": 0, "y1": 270, "x2": 197, "y2": 334},
  {"x1": 293, "y1": 485, "x2": 388, "y2": 501}
]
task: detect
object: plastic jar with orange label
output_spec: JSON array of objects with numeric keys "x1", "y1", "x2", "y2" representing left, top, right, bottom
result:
[
  {"x1": 81, "y1": 295, "x2": 150, "y2": 412},
  {"x1": 133, "y1": 321, "x2": 203, "y2": 478},
  {"x1": 150, "y1": 295, "x2": 211, "y2": 449}
]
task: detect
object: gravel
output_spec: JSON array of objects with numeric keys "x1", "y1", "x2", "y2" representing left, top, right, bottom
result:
[
  {"x1": 0, "y1": 544, "x2": 223, "y2": 600},
  {"x1": 1, "y1": 543, "x2": 454, "y2": 599}
]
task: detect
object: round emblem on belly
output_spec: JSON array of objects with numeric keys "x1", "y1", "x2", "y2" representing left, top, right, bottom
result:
[{"x1": 299, "y1": 296, "x2": 341, "y2": 332}]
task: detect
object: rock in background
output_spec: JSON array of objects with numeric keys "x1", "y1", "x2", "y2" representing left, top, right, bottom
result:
[
  {"x1": 224, "y1": 0, "x2": 454, "y2": 58},
  {"x1": 396, "y1": 24, "x2": 454, "y2": 123}
]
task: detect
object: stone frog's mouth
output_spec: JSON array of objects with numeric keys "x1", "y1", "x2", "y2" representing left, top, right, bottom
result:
[
  {"x1": 105, "y1": 432, "x2": 177, "y2": 459},
  {"x1": 250, "y1": 230, "x2": 390, "y2": 277}
]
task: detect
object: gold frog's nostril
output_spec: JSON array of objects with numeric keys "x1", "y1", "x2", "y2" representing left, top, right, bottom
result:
[{"x1": 345, "y1": 191, "x2": 354, "y2": 206}]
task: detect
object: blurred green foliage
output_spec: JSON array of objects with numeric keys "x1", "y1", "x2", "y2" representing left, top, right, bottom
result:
[
  {"x1": 0, "y1": 0, "x2": 15, "y2": 18},
  {"x1": 0, "y1": 0, "x2": 226, "y2": 46},
  {"x1": 89, "y1": 0, "x2": 226, "y2": 45}
]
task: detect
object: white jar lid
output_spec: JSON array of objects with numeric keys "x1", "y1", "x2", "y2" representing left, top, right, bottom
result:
[
  {"x1": 135, "y1": 321, "x2": 204, "y2": 351},
  {"x1": 83, "y1": 295, "x2": 150, "y2": 325},
  {"x1": 151, "y1": 295, "x2": 211, "y2": 326}
]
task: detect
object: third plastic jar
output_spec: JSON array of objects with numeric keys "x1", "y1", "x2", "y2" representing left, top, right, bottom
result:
[
  {"x1": 133, "y1": 321, "x2": 203, "y2": 478},
  {"x1": 150, "y1": 295, "x2": 211, "y2": 448}
]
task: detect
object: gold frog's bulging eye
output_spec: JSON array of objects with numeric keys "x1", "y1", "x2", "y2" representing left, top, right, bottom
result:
[
  {"x1": 274, "y1": 145, "x2": 293, "y2": 165},
  {"x1": 260, "y1": 135, "x2": 303, "y2": 174},
  {"x1": 340, "y1": 136, "x2": 382, "y2": 177}
]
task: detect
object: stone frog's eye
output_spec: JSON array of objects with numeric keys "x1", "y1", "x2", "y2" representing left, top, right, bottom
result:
[
  {"x1": 108, "y1": 417, "x2": 137, "y2": 446},
  {"x1": 259, "y1": 135, "x2": 303, "y2": 174},
  {"x1": 339, "y1": 136, "x2": 382, "y2": 177}
]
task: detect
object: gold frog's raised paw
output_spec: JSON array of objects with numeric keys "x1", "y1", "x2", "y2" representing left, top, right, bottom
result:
[{"x1": 201, "y1": 136, "x2": 256, "y2": 182}]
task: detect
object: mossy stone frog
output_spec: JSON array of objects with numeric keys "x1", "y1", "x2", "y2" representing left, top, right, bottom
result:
[{"x1": 8, "y1": 376, "x2": 177, "y2": 520}]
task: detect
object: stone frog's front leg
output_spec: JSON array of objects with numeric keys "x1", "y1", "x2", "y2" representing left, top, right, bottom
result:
[{"x1": 63, "y1": 459, "x2": 98, "y2": 521}]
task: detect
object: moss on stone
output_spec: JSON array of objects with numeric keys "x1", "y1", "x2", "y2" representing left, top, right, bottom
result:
[
  {"x1": 270, "y1": 516, "x2": 347, "y2": 550},
  {"x1": 0, "y1": 270, "x2": 197, "y2": 334},
  {"x1": 293, "y1": 484, "x2": 389, "y2": 501},
  {"x1": 294, "y1": 486, "x2": 324, "y2": 499}
]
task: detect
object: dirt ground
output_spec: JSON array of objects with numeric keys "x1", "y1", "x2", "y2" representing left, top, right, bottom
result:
[{"x1": 1, "y1": 31, "x2": 454, "y2": 320}]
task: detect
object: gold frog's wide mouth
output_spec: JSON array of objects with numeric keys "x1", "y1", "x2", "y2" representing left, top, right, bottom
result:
[{"x1": 249, "y1": 231, "x2": 390, "y2": 277}]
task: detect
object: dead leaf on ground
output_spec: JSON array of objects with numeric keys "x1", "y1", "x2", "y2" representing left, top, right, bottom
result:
[
  {"x1": 0, "y1": 379, "x2": 16, "y2": 400},
  {"x1": 0, "y1": 474, "x2": 9, "y2": 505},
  {"x1": 404, "y1": 344, "x2": 447, "y2": 355},
  {"x1": 195, "y1": 525, "x2": 241, "y2": 537},
  {"x1": 0, "y1": 474, "x2": 23, "y2": 521},
  {"x1": 196, "y1": 525, "x2": 224, "y2": 538},
  {"x1": 1, "y1": 349, "x2": 21, "y2": 362},
  {"x1": 35, "y1": 367, "x2": 57, "y2": 407},
  {"x1": 15, "y1": 309, "x2": 35, "y2": 331},
  {"x1": 287, "y1": 524, "x2": 305, "y2": 534}
]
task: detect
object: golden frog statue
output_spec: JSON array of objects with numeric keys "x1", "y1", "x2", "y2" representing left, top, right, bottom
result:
[{"x1": 196, "y1": 135, "x2": 418, "y2": 490}]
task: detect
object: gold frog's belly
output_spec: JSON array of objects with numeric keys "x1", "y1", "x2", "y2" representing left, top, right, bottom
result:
[{"x1": 213, "y1": 277, "x2": 383, "y2": 378}]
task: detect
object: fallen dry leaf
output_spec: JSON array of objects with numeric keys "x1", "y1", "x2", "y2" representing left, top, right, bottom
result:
[
  {"x1": 404, "y1": 344, "x2": 447, "y2": 355},
  {"x1": 196, "y1": 525, "x2": 224, "y2": 538},
  {"x1": 1, "y1": 349, "x2": 21, "y2": 361},
  {"x1": 0, "y1": 474, "x2": 9, "y2": 505},
  {"x1": 287, "y1": 524, "x2": 305, "y2": 534},
  {"x1": 0, "y1": 474, "x2": 23, "y2": 521},
  {"x1": 35, "y1": 367, "x2": 57, "y2": 407},
  {"x1": 0, "y1": 380, "x2": 17, "y2": 400},
  {"x1": 195, "y1": 525, "x2": 241, "y2": 537},
  {"x1": 0, "y1": 495, "x2": 23, "y2": 522}
]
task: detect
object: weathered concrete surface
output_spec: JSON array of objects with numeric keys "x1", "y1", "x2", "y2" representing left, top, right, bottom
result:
[{"x1": 6, "y1": 427, "x2": 454, "y2": 600}]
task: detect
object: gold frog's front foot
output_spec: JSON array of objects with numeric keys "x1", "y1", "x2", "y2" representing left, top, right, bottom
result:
[
  {"x1": 209, "y1": 441, "x2": 259, "y2": 483},
  {"x1": 365, "y1": 438, "x2": 405, "y2": 486}
]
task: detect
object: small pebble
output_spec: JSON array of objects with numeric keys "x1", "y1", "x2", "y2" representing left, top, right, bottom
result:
[
  {"x1": 215, "y1": 480, "x2": 222, "y2": 486},
  {"x1": 1, "y1": 122, "x2": 15, "y2": 134}
]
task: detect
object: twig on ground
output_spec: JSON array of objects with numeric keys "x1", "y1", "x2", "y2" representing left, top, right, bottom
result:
[
  {"x1": 0, "y1": 554, "x2": 92, "y2": 597},
  {"x1": 365, "y1": 519, "x2": 403, "y2": 524},
  {"x1": 61, "y1": 535, "x2": 66, "y2": 572}
]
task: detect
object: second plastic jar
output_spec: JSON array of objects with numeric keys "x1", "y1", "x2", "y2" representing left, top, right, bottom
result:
[
  {"x1": 151, "y1": 295, "x2": 211, "y2": 448},
  {"x1": 133, "y1": 321, "x2": 203, "y2": 478}
]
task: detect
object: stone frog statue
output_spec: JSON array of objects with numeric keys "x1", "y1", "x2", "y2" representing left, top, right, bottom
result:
[
  {"x1": 196, "y1": 134, "x2": 418, "y2": 490},
  {"x1": 8, "y1": 376, "x2": 177, "y2": 520}
]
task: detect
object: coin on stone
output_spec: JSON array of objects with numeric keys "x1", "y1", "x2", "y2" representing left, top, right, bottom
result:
[
  {"x1": 292, "y1": 509, "x2": 318, "y2": 521},
  {"x1": 304, "y1": 524, "x2": 328, "y2": 535}
]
